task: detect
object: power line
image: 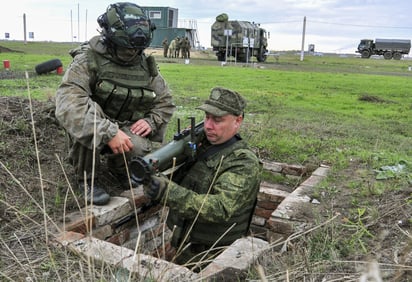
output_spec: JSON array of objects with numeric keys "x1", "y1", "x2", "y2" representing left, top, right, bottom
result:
[
  {"x1": 307, "y1": 19, "x2": 412, "y2": 30},
  {"x1": 261, "y1": 18, "x2": 412, "y2": 30},
  {"x1": 261, "y1": 20, "x2": 302, "y2": 25}
]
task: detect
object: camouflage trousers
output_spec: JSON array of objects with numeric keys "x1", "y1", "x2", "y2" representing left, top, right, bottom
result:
[{"x1": 68, "y1": 126, "x2": 152, "y2": 181}]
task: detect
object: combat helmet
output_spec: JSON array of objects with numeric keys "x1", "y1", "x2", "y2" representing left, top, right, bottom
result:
[{"x1": 97, "y1": 2, "x2": 156, "y2": 49}]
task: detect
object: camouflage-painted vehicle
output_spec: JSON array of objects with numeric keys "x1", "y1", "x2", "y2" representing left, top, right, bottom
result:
[
  {"x1": 211, "y1": 13, "x2": 268, "y2": 63},
  {"x1": 356, "y1": 38, "x2": 411, "y2": 60}
]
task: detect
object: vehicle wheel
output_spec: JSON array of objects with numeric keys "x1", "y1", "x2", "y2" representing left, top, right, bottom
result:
[
  {"x1": 35, "y1": 58, "x2": 63, "y2": 75},
  {"x1": 393, "y1": 52, "x2": 402, "y2": 60},
  {"x1": 257, "y1": 48, "x2": 267, "y2": 62},
  {"x1": 383, "y1": 52, "x2": 392, "y2": 60},
  {"x1": 257, "y1": 54, "x2": 267, "y2": 62},
  {"x1": 361, "y1": 50, "x2": 370, "y2": 58}
]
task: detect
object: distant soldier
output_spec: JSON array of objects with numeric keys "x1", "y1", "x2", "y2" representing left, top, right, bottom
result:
[
  {"x1": 162, "y1": 38, "x2": 169, "y2": 58},
  {"x1": 184, "y1": 37, "x2": 191, "y2": 59},
  {"x1": 175, "y1": 36, "x2": 181, "y2": 58},
  {"x1": 168, "y1": 39, "x2": 176, "y2": 58},
  {"x1": 180, "y1": 37, "x2": 187, "y2": 59}
]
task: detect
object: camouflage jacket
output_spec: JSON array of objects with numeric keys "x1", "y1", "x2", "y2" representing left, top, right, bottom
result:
[
  {"x1": 55, "y1": 36, "x2": 175, "y2": 150},
  {"x1": 164, "y1": 132, "x2": 262, "y2": 246}
]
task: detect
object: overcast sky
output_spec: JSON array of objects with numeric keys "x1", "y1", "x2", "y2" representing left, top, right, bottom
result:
[{"x1": 2, "y1": 0, "x2": 412, "y2": 54}]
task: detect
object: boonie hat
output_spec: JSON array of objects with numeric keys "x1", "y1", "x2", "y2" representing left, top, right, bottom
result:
[{"x1": 196, "y1": 87, "x2": 246, "y2": 116}]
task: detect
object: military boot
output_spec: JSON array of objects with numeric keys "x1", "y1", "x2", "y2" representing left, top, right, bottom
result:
[
  {"x1": 111, "y1": 172, "x2": 140, "y2": 190},
  {"x1": 78, "y1": 179, "x2": 110, "y2": 205}
]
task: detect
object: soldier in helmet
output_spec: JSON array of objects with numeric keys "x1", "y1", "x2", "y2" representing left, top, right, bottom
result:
[
  {"x1": 180, "y1": 37, "x2": 189, "y2": 59},
  {"x1": 55, "y1": 2, "x2": 176, "y2": 205},
  {"x1": 161, "y1": 37, "x2": 169, "y2": 58},
  {"x1": 174, "y1": 36, "x2": 181, "y2": 58},
  {"x1": 143, "y1": 87, "x2": 262, "y2": 270},
  {"x1": 185, "y1": 37, "x2": 191, "y2": 59}
]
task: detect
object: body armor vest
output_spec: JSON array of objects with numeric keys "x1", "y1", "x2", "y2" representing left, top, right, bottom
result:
[
  {"x1": 169, "y1": 138, "x2": 257, "y2": 246},
  {"x1": 87, "y1": 49, "x2": 158, "y2": 122}
]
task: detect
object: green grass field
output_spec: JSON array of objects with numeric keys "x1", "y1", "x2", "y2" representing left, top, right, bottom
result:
[
  {"x1": 1, "y1": 40, "x2": 412, "y2": 280},
  {"x1": 2, "y1": 40, "x2": 410, "y2": 168}
]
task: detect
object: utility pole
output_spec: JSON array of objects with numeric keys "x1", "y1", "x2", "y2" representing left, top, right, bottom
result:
[
  {"x1": 23, "y1": 13, "x2": 27, "y2": 44},
  {"x1": 78, "y1": 3, "x2": 80, "y2": 42},
  {"x1": 70, "y1": 9, "x2": 74, "y2": 43},
  {"x1": 224, "y1": 29, "x2": 232, "y2": 63},
  {"x1": 85, "y1": 9, "x2": 88, "y2": 40},
  {"x1": 300, "y1": 16, "x2": 306, "y2": 61}
]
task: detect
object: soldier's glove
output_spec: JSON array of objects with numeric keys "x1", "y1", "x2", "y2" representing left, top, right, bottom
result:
[{"x1": 143, "y1": 174, "x2": 168, "y2": 201}]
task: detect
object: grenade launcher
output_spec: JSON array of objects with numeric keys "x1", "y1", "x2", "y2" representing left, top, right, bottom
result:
[{"x1": 130, "y1": 117, "x2": 204, "y2": 184}]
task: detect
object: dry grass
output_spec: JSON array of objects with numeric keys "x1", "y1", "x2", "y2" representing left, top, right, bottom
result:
[{"x1": 1, "y1": 42, "x2": 412, "y2": 281}]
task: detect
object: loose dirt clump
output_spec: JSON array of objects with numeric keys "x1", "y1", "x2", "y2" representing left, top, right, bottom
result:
[{"x1": 358, "y1": 94, "x2": 395, "y2": 104}]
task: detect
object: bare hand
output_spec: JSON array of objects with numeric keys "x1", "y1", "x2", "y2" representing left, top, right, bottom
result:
[
  {"x1": 130, "y1": 119, "x2": 152, "y2": 137},
  {"x1": 107, "y1": 129, "x2": 134, "y2": 154}
]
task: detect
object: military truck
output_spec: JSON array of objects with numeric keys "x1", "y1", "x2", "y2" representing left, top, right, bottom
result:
[
  {"x1": 211, "y1": 13, "x2": 268, "y2": 63},
  {"x1": 356, "y1": 38, "x2": 411, "y2": 60}
]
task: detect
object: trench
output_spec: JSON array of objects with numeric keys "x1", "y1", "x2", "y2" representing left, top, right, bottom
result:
[{"x1": 53, "y1": 161, "x2": 330, "y2": 280}]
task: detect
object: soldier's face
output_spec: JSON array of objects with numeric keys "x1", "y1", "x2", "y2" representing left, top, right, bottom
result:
[{"x1": 203, "y1": 113, "x2": 242, "y2": 145}]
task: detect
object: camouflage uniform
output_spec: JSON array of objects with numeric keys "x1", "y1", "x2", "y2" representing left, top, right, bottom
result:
[
  {"x1": 175, "y1": 36, "x2": 181, "y2": 58},
  {"x1": 162, "y1": 38, "x2": 168, "y2": 58},
  {"x1": 185, "y1": 37, "x2": 191, "y2": 59},
  {"x1": 158, "y1": 87, "x2": 262, "y2": 268},
  {"x1": 55, "y1": 35, "x2": 175, "y2": 186},
  {"x1": 180, "y1": 37, "x2": 190, "y2": 59}
]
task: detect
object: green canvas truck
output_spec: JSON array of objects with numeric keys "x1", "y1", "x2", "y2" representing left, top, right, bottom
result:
[
  {"x1": 357, "y1": 38, "x2": 411, "y2": 60},
  {"x1": 211, "y1": 13, "x2": 268, "y2": 63}
]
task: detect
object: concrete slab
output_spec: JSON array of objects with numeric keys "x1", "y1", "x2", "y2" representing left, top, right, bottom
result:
[{"x1": 87, "y1": 196, "x2": 133, "y2": 226}]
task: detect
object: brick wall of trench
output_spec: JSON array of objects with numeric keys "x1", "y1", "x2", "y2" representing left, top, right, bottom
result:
[{"x1": 52, "y1": 161, "x2": 330, "y2": 281}]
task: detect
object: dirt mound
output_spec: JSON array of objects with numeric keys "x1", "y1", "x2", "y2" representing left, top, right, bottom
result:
[
  {"x1": 0, "y1": 45, "x2": 23, "y2": 53},
  {"x1": 0, "y1": 97, "x2": 67, "y2": 215},
  {"x1": 0, "y1": 96, "x2": 136, "y2": 279},
  {"x1": 0, "y1": 96, "x2": 134, "y2": 217}
]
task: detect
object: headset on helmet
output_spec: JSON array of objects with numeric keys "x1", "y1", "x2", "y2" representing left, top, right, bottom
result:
[{"x1": 97, "y1": 2, "x2": 156, "y2": 49}]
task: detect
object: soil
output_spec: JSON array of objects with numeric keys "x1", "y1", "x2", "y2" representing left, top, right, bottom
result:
[
  {"x1": 0, "y1": 96, "x2": 136, "y2": 280},
  {"x1": 1, "y1": 90, "x2": 412, "y2": 280}
]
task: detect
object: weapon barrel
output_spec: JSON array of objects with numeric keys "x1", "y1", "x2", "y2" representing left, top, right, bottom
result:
[
  {"x1": 130, "y1": 138, "x2": 189, "y2": 183},
  {"x1": 130, "y1": 120, "x2": 204, "y2": 184}
]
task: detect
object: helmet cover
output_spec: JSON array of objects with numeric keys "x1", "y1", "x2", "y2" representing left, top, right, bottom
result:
[{"x1": 97, "y1": 2, "x2": 155, "y2": 49}]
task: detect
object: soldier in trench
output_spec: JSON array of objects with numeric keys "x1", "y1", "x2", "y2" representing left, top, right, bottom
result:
[{"x1": 142, "y1": 87, "x2": 262, "y2": 271}]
